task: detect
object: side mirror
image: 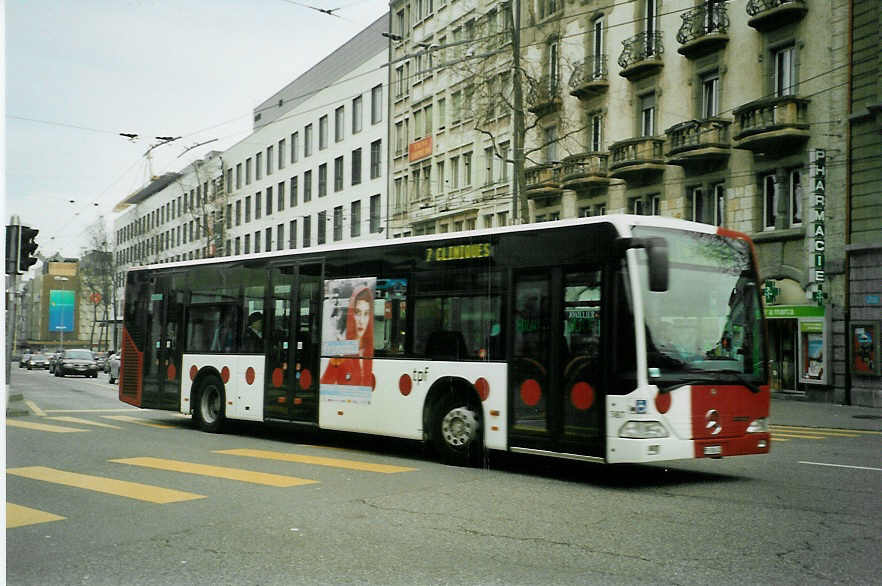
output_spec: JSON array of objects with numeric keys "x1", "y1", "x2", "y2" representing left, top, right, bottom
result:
[{"x1": 615, "y1": 236, "x2": 669, "y2": 292}]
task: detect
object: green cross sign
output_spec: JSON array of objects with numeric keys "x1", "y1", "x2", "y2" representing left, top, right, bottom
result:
[{"x1": 763, "y1": 280, "x2": 780, "y2": 304}]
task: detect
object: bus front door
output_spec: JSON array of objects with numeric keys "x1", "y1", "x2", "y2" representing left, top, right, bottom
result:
[
  {"x1": 509, "y1": 268, "x2": 604, "y2": 458},
  {"x1": 141, "y1": 278, "x2": 183, "y2": 411},
  {"x1": 291, "y1": 263, "x2": 322, "y2": 423}
]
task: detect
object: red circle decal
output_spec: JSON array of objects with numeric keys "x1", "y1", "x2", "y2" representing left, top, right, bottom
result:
[
  {"x1": 272, "y1": 367, "x2": 284, "y2": 388},
  {"x1": 245, "y1": 367, "x2": 256, "y2": 385},
  {"x1": 570, "y1": 382, "x2": 595, "y2": 411},
  {"x1": 221, "y1": 366, "x2": 230, "y2": 383},
  {"x1": 655, "y1": 392, "x2": 672, "y2": 414},
  {"x1": 520, "y1": 379, "x2": 542, "y2": 406},
  {"x1": 299, "y1": 369, "x2": 312, "y2": 390},
  {"x1": 189, "y1": 365, "x2": 198, "y2": 381},
  {"x1": 167, "y1": 364, "x2": 177, "y2": 381},
  {"x1": 475, "y1": 377, "x2": 490, "y2": 401},
  {"x1": 399, "y1": 374, "x2": 412, "y2": 396}
]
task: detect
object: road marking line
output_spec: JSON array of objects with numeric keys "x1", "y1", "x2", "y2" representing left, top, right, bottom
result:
[
  {"x1": 771, "y1": 437, "x2": 789, "y2": 442},
  {"x1": 799, "y1": 461, "x2": 882, "y2": 472},
  {"x1": 6, "y1": 466, "x2": 204, "y2": 503},
  {"x1": 23, "y1": 400, "x2": 46, "y2": 417},
  {"x1": 110, "y1": 457, "x2": 318, "y2": 487},
  {"x1": 101, "y1": 415, "x2": 175, "y2": 429},
  {"x1": 6, "y1": 503, "x2": 66, "y2": 529},
  {"x1": 45, "y1": 408, "x2": 137, "y2": 413},
  {"x1": 216, "y1": 448, "x2": 417, "y2": 474},
  {"x1": 47, "y1": 416, "x2": 122, "y2": 429},
  {"x1": 6, "y1": 420, "x2": 89, "y2": 433},
  {"x1": 771, "y1": 433, "x2": 826, "y2": 439},
  {"x1": 771, "y1": 425, "x2": 882, "y2": 436}
]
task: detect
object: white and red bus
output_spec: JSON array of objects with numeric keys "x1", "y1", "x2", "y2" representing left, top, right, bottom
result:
[{"x1": 119, "y1": 214, "x2": 770, "y2": 465}]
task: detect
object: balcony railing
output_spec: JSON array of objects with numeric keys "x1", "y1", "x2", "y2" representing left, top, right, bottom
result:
[
  {"x1": 527, "y1": 75, "x2": 562, "y2": 115},
  {"x1": 746, "y1": 0, "x2": 807, "y2": 31},
  {"x1": 560, "y1": 153, "x2": 610, "y2": 189},
  {"x1": 524, "y1": 163, "x2": 562, "y2": 197},
  {"x1": 568, "y1": 57, "x2": 609, "y2": 98},
  {"x1": 609, "y1": 137, "x2": 666, "y2": 180},
  {"x1": 732, "y1": 95, "x2": 810, "y2": 154},
  {"x1": 677, "y1": 3, "x2": 729, "y2": 57},
  {"x1": 665, "y1": 118, "x2": 732, "y2": 165},
  {"x1": 618, "y1": 31, "x2": 664, "y2": 79}
]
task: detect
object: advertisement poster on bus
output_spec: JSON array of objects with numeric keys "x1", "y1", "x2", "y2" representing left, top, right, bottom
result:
[{"x1": 320, "y1": 277, "x2": 376, "y2": 404}]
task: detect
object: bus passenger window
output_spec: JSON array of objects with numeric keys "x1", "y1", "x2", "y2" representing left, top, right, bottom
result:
[
  {"x1": 414, "y1": 295, "x2": 501, "y2": 360},
  {"x1": 374, "y1": 278, "x2": 407, "y2": 355}
]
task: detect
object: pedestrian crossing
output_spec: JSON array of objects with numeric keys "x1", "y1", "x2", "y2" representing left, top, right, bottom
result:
[
  {"x1": 6, "y1": 444, "x2": 418, "y2": 529},
  {"x1": 770, "y1": 424, "x2": 882, "y2": 441}
]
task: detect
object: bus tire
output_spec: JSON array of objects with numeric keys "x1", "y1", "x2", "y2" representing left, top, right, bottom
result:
[
  {"x1": 193, "y1": 374, "x2": 225, "y2": 433},
  {"x1": 430, "y1": 393, "x2": 482, "y2": 466}
]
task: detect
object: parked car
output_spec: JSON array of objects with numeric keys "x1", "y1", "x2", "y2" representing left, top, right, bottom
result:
[
  {"x1": 107, "y1": 352, "x2": 121, "y2": 384},
  {"x1": 27, "y1": 353, "x2": 50, "y2": 370},
  {"x1": 19, "y1": 352, "x2": 31, "y2": 368},
  {"x1": 55, "y1": 349, "x2": 99, "y2": 378}
]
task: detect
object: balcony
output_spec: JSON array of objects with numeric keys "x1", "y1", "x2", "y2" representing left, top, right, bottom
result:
[
  {"x1": 618, "y1": 31, "x2": 664, "y2": 80},
  {"x1": 524, "y1": 164, "x2": 562, "y2": 198},
  {"x1": 677, "y1": 4, "x2": 729, "y2": 59},
  {"x1": 665, "y1": 118, "x2": 732, "y2": 167},
  {"x1": 560, "y1": 153, "x2": 610, "y2": 190},
  {"x1": 527, "y1": 75, "x2": 562, "y2": 116},
  {"x1": 608, "y1": 137, "x2": 666, "y2": 182},
  {"x1": 746, "y1": 0, "x2": 807, "y2": 32},
  {"x1": 568, "y1": 57, "x2": 609, "y2": 99},
  {"x1": 732, "y1": 95, "x2": 810, "y2": 155}
]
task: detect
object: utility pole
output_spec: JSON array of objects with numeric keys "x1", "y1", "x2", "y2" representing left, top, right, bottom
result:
[
  {"x1": 5, "y1": 216, "x2": 21, "y2": 385},
  {"x1": 505, "y1": 0, "x2": 525, "y2": 224}
]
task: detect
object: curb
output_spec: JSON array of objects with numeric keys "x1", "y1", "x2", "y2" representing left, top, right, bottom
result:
[{"x1": 6, "y1": 392, "x2": 31, "y2": 417}]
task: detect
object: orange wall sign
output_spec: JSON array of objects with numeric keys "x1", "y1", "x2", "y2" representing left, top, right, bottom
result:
[{"x1": 408, "y1": 136, "x2": 432, "y2": 162}]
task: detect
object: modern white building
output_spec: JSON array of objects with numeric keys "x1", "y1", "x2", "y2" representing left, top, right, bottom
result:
[{"x1": 113, "y1": 14, "x2": 390, "y2": 315}]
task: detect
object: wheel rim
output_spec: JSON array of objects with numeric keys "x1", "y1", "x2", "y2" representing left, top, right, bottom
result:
[
  {"x1": 200, "y1": 385, "x2": 221, "y2": 424},
  {"x1": 441, "y1": 406, "x2": 479, "y2": 448}
]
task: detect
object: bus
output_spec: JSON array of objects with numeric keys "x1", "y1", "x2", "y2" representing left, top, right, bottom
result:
[{"x1": 119, "y1": 214, "x2": 770, "y2": 466}]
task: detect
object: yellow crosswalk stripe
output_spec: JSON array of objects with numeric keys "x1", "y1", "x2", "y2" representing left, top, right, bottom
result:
[
  {"x1": 24, "y1": 400, "x2": 46, "y2": 417},
  {"x1": 216, "y1": 448, "x2": 417, "y2": 474},
  {"x1": 771, "y1": 425, "x2": 879, "y2": 436},
  {"x1": 6, "y1": 503, "x2": 66, "y2": 529},
  {"x1": 110, "y1": 457, "x2": 318, "y2": 487},
  {"x1": 6, "y1": 420, "x2": 89, "y2": 433},
  {"x1": 46, "y1": 416, "x2": 122, "y2": 429},
  {"x1": 771, "y1": 432, "x2": 826, "y2": 439},
  {"x1": 7, "y1": 466, "x2": 204, "y2": 503},
  {"x1": 101, "y1": 415, "x2": 175, "y2": 429}
]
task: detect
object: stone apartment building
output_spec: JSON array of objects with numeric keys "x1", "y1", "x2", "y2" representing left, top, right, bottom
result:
[{"x1": 385, "y1": 0, "x2": 868, "y2": 402}]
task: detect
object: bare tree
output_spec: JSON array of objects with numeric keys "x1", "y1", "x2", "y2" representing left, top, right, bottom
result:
[
  {"x1": 80, "y1": 217, "x2": 118, "y2": 350},
  {"x1": 176, "y1": 153, "x2": 228, "y2": 258}
]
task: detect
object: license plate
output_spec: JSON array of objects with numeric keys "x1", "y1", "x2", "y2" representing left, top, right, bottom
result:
[{"x1": 704, "y1": 445, "x2": 722, "y2": 456}]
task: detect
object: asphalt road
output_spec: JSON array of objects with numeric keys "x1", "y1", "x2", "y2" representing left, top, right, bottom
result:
[{"x1": 6, "y1": 368, "x2": 880, "y2": 585}]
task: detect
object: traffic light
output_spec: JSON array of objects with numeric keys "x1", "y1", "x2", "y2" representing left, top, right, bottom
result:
[
  {"x1": 5, "y1": 225, "x2": 20, "y2": 275},
  {"x1": 18, "y1": 225, "x2": 39, "y2": 273}
]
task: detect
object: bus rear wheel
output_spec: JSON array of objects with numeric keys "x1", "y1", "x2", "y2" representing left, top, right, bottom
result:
[
  {"x1": 193, "y1": 375, "x2": 225, "y2": 433},
  {"x1": 430, "y1": 394, "x2": 482, "y2": 466}
]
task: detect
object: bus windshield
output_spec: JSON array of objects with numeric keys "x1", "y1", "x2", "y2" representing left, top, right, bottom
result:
[{"x1": 631, "y1": 226, "x2": 766, "y2": 388}]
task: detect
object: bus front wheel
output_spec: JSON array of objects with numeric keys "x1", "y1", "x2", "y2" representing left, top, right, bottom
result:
[
  {"x1": 430, "y1": 393, "x2": 482, "y2": 466},
  {"x1": 193, "y1": 375, "x2": 225, "y2": 433}
]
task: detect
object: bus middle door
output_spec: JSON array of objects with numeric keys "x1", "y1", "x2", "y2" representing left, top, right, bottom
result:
[{"x1": 291, "y1": 263, "x2": 322, "y2": 423}]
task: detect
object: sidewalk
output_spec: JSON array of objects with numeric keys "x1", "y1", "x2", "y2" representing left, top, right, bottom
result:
[{"x1": 770, "y1": 396, "x2": 882, "y2": 431}]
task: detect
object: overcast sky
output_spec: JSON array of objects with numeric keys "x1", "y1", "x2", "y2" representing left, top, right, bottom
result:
[{"x1": 4, "y1": 0, "x2": 388, "y2": 262}]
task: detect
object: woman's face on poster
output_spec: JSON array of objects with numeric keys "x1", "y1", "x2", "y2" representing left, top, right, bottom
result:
[{"x1": 354, "y1": 299, "x2": 371, "y2": 340}]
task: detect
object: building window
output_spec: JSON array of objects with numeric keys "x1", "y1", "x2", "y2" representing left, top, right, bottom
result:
[
  {"x1": 235, "y1": 237, "x2": 241, "y2": 255},
  {"x1": 319, "y1": 115, "x2": 328, "y2": 150},
  {"x1": 371, "y1": 84, "x2": 383, "y2": 124},
  {"x1": 370, "y1": 139, "x2": 382, "y2": 179},
  {"x1": 650, "y1": 194, "x2": 661, "y2": 216},
  {"x1": 277, "y1": 181, "x2": 285, "y2": 212},
  {"x1": 291, "y1": 132, "x2": 299, "y2": 163},
  {"x1": 640, "y1": 93, "x2": 656, "y2": 136},
  {"x1": 773, "y1": 45, "x2": 795, "y2": 97},
  {"x1": 790, "y1": 168, "x2": 803, "y2": 226},
  {"x1": 484, "y1": 147, "x2": 494, "y2": 186},
  {"x1": 630, "y1": 197, "x2": 645, "y2": 215},
  {"x1": 352, "y1": 148, "x2": 362, "y2": 185},
  {"x1": 352, "y1": 95, "x2": 363, "y2": 134},
  {"x1": 590, "y1": 113, "x2": 603, "y2": 152},
  {"x1": 266, "y1": 146, "x2": 273, "y2": 175},
  {"x1": 370, "y1": 194, "x2": 381, "y2": 233},
  {"x1": 289, "y1": 220, "x2": 297, "y2": 249},
  {"x1": 276, "y1": 224, "x2": 284, "y2": 251},
  {"x1": 304, "y1": 124, "x2": 313, "y2": 157},
  {"x1": 335, "y1": 106, "x2": 345, "y2": 142},
  {"x1": 463, "y1": 152, "x2": 473, "y2": 186},
  {"x1": 255, "y1": 192, "x2": 262, "y2": 220},
  {"x1": 317, "y1": 211, "x2": 327, "y2": 245},
  {"x1": 592, "y1": 17, "x2": 605, "y2": 77},
  {"x1": 278, "y1": 139, "x2": 286, "y2": 170},
  {"x1": 303, "y1": 216, "x2": 311, "y2": 248},
  {"x1": 255, "y1": 152, "x2": 263, "y2": 180},
  {"x1": 245, "y1": 195, "x2": 252, "y2": 222},
  {"x1": 290, "y1": 176, "x2": 298, "y2": 207},
  {"x1": 265, "y1": 227, "x2": 272, "y2": 252},
  {"x1": 763, "y1": 174, "x2": 777, "y2": 230},
  {"x1": 334, "y1": 156, "x2": 344, "y2": 191},
  {"x1": 544, "y1": 126, "x2": 557, "y2": 163},
  {"x1": 318, "y1": 164, "x2": 327, "y2": 197},
  {"x1": 235, "y1": 200, "x2": 242, "y2": 226},
  {"x1": 351, "y1": 200, "x2": 361, "y2": 238},
  {"x1": 244, "y1": 233, "x2": 251, "y2": 254},
  {"x1": 304, "y1": 170, "x2": 312, "y2": 202},
  {"x1": 254, "y1": 230, "x2": 260, "y2": 253},
  {"x1": 246, "y1": 157, "x2": 253, "y2": 184},
  {"x1": 333, "y1": 206, "x2": 343, "y2": 241},
  {"x1": 701, "y1": 72, "x2": 720, "y2": 119},
  {"x1": 266, "y1": 186, "x2": 273, "y2": 216},
  {"x1": 713, "y1": 183, "x2": 725, "y2": 227}
]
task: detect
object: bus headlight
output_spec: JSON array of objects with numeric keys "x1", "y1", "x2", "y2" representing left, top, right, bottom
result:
[
  {"x1": 619, "y1": 420, "x2": 669, "y2": 439},
  {"x1": 746, "y1": 418, "x2": 769, "y2": 433}
]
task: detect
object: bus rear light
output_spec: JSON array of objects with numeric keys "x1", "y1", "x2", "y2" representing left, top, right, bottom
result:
[
  {"x1": 746, "y1": 418, "x2": 769, "y2": 433},
  {"x1": 619, "y1": 420, "x2": 669, "y2": 439}
]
